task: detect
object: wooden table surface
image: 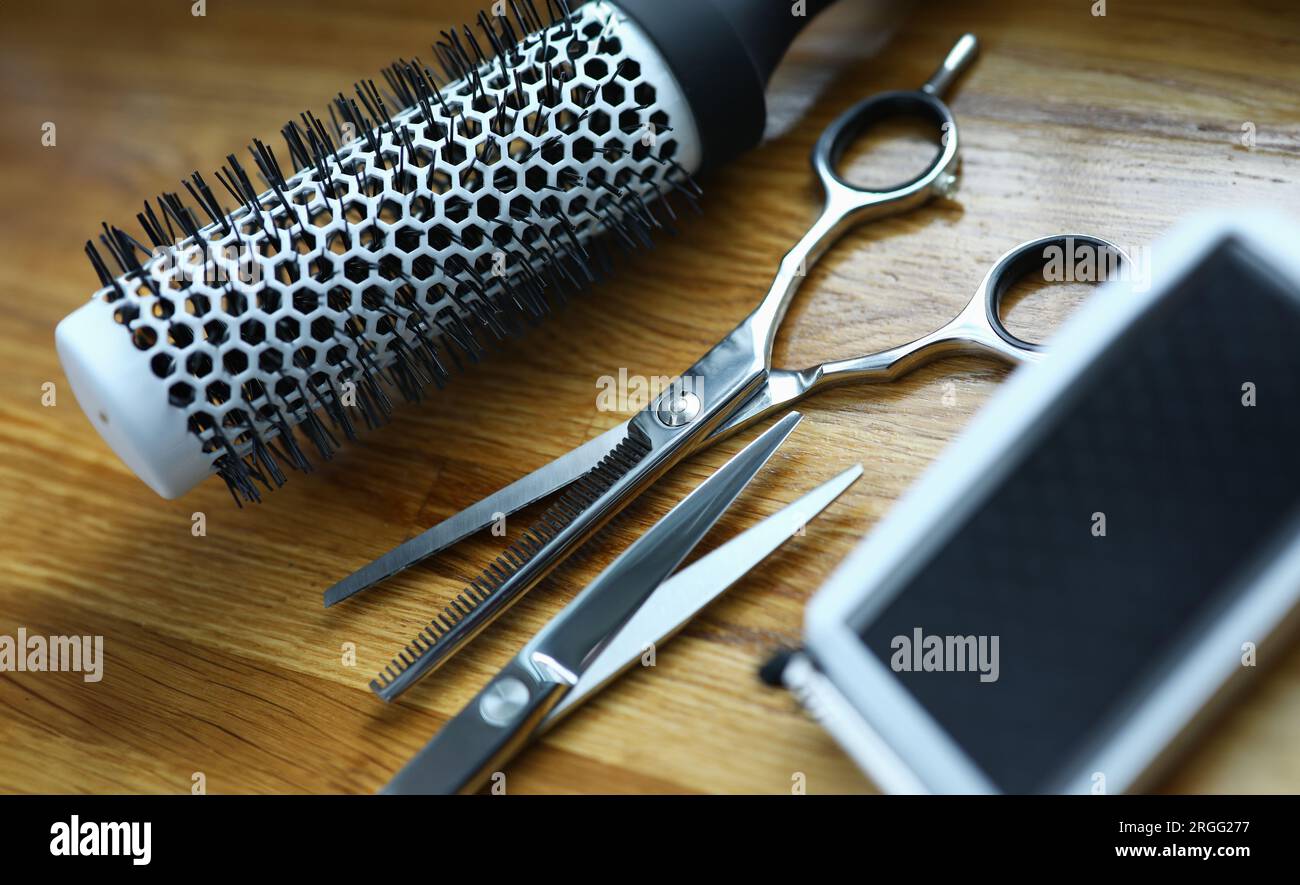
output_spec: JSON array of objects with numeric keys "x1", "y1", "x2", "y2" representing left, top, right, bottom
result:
[{"x1": 2, "y1": 0, "x2": 1298, "y2": 794}]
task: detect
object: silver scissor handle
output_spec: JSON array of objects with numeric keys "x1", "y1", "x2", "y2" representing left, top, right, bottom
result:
[
  {"x1": 814, "y1": 234, "x2": 1130, "y2": 388},
  {"x1": 954, "y1": 234, "x2": 1130, "y2": 361},
  {"x1": 703, "y1": 236, "x2": 1129, "y2": 445},
  {"x1": 809, "y1": 47, "x2": 973, "y2": 224},
  {"x1": 744, "y1": 34, "x2": 980, "y2": 364}
]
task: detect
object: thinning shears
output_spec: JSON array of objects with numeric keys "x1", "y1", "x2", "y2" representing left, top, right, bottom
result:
[{"x1": 331, "y1": 33, "x2": 1124, "y2": 702}]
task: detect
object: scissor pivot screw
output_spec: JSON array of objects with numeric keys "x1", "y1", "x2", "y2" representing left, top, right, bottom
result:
[
  {"x1": 479, "y1": 676, "x2": 531, "y2": 726},
  {"x1": 655, "y1": 390, "x2": 701, "y2": 427}
]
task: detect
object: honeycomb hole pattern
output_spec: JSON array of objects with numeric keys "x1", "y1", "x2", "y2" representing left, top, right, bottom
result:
[{"x1": 84, "y1": 1, "x2": 699, "y2": 504}]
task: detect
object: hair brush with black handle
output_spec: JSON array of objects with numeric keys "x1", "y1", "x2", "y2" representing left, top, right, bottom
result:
[{"x1": 55, "y1": 0, "x2": 836, "y2": 505}]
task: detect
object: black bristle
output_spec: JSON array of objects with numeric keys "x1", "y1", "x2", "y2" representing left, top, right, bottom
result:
[
  {"x1": 315, "y1": 375, "x2": 358, "y2": 441},
  {"x1": 137, "y1": 203, "x2": 168, "y2": 249},
  {"x1": 436, "y1": 30, "x2": 470, "y2": 82},
  {"x1": 111, "y1": 225, "x2": 163, "y2": 298},
  {"x1": 435, "y1": 306, "x2": 481, "y2": 363},
  {"x1": 182, "y1": 179, "x2": 218, "y2": 232},
  {"x1": 517, "y1": 0, "x2": 543, "y2": 35},
  {"x1": 249, "y1": 138, "x2": 287, "y2": 190},
  {"x1": 477, "y1": 11, "x2": 507, "y2": 68},
  {"x1": 354, "y1": 80, "x2": 387, "y2": 135},
  {"x1": 499, "y1": 10, "x2": 522, "y2": 58},
  {"x1": 159, "y1": 192, "x2": 205, "y2": 253},
  {"x1": 213, "y1": 432, "x2": 263, "y2": 506},
  {"x1": 281, "y1": 120, "x2": 313, "y2": 172},
  {"x1": 461, "y1": 22, "x2": 491, "y2": 72},
  {"x1": 239, "y1": 415, "x2": 288, "y2": 489},
  {"x1": 97, "y1": 222, "x2": 128, "y2": 273},
  {"x1": 192, "y1": 172, "x2": 231, "y2": 235},
  {"x1": 84, "y1": 241, "x2": 127, "y2": 301},
  {"x1": 81, "y1": 0, "x2": 701, "y2": 503},
  {"x1": 384, "y1": 342, "x2": 425, "y2": 402},
  {"x1": 281, "y1": 373, "x2": 340, "y2": 461}
]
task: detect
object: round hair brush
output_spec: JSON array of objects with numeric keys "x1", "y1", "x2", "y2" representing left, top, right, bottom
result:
[{"x1": 55, "y1": 0, "x2": 835, "y2": 504}]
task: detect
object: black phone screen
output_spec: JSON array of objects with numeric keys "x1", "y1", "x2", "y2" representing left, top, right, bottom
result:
[{"x1": 857, "y1": 239, "x2": 1300, "y2": 793}]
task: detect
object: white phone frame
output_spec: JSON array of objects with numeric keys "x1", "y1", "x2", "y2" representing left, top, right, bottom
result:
[{"x1": 802, "y1": 211, "x2": 1300, "y2": 794}]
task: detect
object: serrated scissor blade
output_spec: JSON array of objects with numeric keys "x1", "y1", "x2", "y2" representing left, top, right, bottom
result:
[{"x1": 369, "y1": 425, "x2": 655, "y2": 701}]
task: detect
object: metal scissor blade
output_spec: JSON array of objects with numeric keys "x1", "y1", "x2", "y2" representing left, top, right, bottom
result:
[
  {"x1": 373, "y1": 307, "x2": 772, "y2": 699},
  {"x1": 704, "y1": 368, "x2": 819, "y2": 446},
  {"x1": 323, "y1": 422, "x2": 631, "y2": 607},
  {"x1": 541, "y1": 462, "x2": 863, "y2": 728},
  {"x1": 520, "y1": 411, "x2": 805, "y2": 674},
  {"x1": 381, "y1": 413, "x2": 804, "y2": 795},
  {"x1": 369, "y1": 425, "x2": 655, "y2": 701}
]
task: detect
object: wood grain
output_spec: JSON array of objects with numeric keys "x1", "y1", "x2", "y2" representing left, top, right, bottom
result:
[{"x1": 1, "y1": 0, "x2": 1298, "y2": 794}]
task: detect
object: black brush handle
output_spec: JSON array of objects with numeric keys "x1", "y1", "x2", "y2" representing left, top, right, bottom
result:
[{"x1": 616, "y1": 0, "x2": 838, "y2": 168}]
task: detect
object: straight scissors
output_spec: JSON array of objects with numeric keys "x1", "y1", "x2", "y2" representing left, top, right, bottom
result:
[{"x1": 336, "y1": 33, "x2": 1125, "y2": 701}]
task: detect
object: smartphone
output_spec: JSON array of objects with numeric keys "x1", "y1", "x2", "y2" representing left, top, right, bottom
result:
[{"x1": 793, "y1": 212, "x2": 1300, "y2": 793}]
